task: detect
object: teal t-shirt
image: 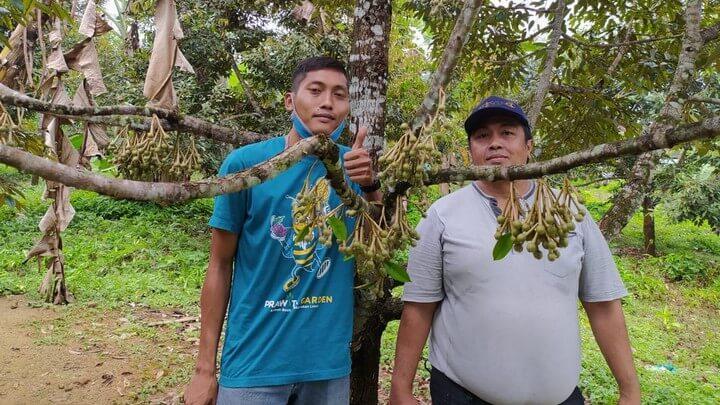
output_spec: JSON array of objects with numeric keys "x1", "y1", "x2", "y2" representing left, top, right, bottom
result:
[{"x1": 209, "y1": 135, "x2": 362, "y2": 388}]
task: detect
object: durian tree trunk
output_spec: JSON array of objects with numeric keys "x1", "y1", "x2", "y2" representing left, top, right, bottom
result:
[
  {"x1": 599, "y1": 151, "x2": 660, "y2": 242},
  {"x1": 642, "y1": 195, "x2": 657, "y2": 256},
  {"x1": 347, "y1": 0, "x2": 392, "y2": 403}
]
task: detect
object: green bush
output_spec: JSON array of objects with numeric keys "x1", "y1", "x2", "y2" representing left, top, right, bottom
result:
[{"x1": 655, "y1": 253, "x2": 718, "y2": 284}]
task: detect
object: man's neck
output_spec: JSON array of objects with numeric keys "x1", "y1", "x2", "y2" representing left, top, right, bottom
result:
[
  {"x1": 285, "y1": 128, "x2": 301, "y2": 149},
  {"x1": 475, "y1": 179, "x2": 532, "y2": 201}
]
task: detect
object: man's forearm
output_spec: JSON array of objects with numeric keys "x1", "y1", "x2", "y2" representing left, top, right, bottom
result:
[
  {"x1": 583, "y1": 300, "x2": 640, "y2": 400},
  {"x1": 195, "y1": 262, "x2": 233, "y2": 374},
  {"x1": 391, "y1": 302, "x2": 438, "y2": 396}
]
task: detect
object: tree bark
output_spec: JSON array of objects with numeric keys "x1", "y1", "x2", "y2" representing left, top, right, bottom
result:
[
  {"x1": 599, "y1": 151, "x2": 659, "y2": 240},
  {"x1": 348, "y1": 0, "x2": 391, "y2": 170},
  {"x1": 350, "y1": 300, "x2": 385, "y2": 405},
  {"x1": 347, "y1": 1, "x2": 392, "y2": 403},
  {"x1": 642, "y1": 195, "x2": 657, "y2": 256}
]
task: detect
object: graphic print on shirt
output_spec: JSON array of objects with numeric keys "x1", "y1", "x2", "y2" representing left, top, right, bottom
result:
[{"x1": 269, "y1": 177, "x2": 332, "y2": 293}]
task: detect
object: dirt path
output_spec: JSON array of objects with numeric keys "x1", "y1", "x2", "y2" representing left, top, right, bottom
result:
[
  {"x1": 0, "y1": 295, "x2": 191, "y2": 405},
  {"x1": 0, "y1": 294, "x2": 431, "y2": 404}
]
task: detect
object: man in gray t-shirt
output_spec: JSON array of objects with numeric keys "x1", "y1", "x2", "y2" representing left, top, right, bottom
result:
[{"x1": 389, "y1": 96, "x2": 640, "y2": 405}]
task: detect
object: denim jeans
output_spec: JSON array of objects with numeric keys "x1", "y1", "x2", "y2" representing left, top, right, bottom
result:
[
  {"x1": 430, "y1": 368, "x2": 585, "y2": 405},
  {"x1": 217, "y1": 375, "x2": 349, "y2": 405}
]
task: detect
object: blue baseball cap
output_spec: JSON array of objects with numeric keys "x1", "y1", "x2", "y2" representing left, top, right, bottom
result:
[{"x1": 464, "y1": 96, "x2": 531, "y2": 137}]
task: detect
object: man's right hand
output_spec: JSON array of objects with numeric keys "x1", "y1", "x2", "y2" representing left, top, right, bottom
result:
[{"x1": 184, "y1": 371, "x2": 218, "y2": 405}]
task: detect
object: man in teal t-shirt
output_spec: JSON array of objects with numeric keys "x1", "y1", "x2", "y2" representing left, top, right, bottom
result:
[{"x1": 184, "y1": 57, "x2": 382, "y2": 405}]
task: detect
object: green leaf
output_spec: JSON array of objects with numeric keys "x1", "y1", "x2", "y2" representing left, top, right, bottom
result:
[
  {"x1": 327, "y1": 216, "x2": 347, "y2": 242},
  {"x1": 384, "y1": 261, "x2": 411, "y2": 283},
  {"x1": 492, "y1": 232, "x2": 513, "y2": 261},
  {"x1": 519, "y1": 41, "x2": 543, "y2": 53},
  {"x1": 294, "y1": 225, "x2": 310, "y2": 243}
]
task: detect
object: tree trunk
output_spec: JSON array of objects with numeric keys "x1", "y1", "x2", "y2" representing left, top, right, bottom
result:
[
  {"x1": 642, "y1": 195, "x2": 657, "y2": 256},
  {"x1": 599, "y1": 151, "x2": 660, "y2": 241},
  {"x1": 347, "y1": 0, "x2": 391, "y2": 170},
  {"x1": 125, "y1": 21, "x2": 140, "y2": 55},
  {"x1": 347, "y1": 0, "x2": 392, "y2": 403},
  {"x1": 350, "y1": 300, "x2": 386, "y2": 405}
]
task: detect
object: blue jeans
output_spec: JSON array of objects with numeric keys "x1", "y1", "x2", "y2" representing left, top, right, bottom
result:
[{"x1": 217, "y1": 376, "x2": 350, "y2": 405}]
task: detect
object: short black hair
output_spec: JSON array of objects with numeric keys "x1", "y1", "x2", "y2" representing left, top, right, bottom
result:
[{"x1": 291, "y1": 56, "x2": 349, "y2": 92}]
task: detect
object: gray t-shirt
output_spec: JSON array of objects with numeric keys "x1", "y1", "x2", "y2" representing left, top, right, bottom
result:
[{"x1": 403, "y1": 183, "x2": 627, "y2": 405}]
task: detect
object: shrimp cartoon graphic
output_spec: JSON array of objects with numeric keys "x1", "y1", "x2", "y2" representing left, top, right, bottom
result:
[{"x1": 270, "y1": 178, "x2": 332, "y2": 292}]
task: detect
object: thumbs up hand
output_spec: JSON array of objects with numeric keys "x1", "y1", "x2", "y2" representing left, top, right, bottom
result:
[{"x1": 343, "y1": 126, "x2": 375, "y2": 188}]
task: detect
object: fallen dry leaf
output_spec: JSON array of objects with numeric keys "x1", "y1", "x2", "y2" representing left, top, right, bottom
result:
[{"x1": 101, "y1": 373, "x2": 114, "y2": 386}]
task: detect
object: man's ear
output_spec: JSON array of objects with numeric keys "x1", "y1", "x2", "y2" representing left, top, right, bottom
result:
[
  {"x1": 284, "y1": 92, "x2": 294, "y2": 112},
  {"x1": 526, "y1": 139, "x2": 533, "y2": 163}
]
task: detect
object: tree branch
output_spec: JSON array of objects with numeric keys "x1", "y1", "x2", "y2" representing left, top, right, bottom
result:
[
  {"x1": 548, "y1": 84, "x2": 598, "y2": 95},
  {"x1": 428, "y1": 115, "x2": 720, "y2": 184},
  {"x1": 598, "y1": 0, "x2": 704, "y2": 240},
  {"x1": 0, "y1": 83, "x2": 268, "y2": 146},
  {"x1": 527, "y1": 0, "x2": 566, "y2": 128},
  {"x1": 701, "y1": 21, "x2": 720, "y2": 44},
  {"x1": 561, "y1": 32, "x2": 683, "y2": 49},
  {"x1": 687, "y1": 96, "x2": 720, "y2": 106},
  {"x1": 0, "y1": 135, "x2": 369, "y2": 212},
  {"x1": 410, "y1": 0, "x2": 482, "y2": 133},
  {"x1": 605, "y1": 27, "x2": 633, "y2": 78},
  {"x1": 3, "y1": 116, "x2": 719, "y2": 203}
]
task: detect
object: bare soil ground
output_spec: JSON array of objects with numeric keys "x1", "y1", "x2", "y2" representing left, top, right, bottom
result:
[
  {"x1": 0, "y1": 295, "x2": 195, "y2": 405},
  {"x1": 0, "y1": 295, "x2": 430, "y2": 404}
]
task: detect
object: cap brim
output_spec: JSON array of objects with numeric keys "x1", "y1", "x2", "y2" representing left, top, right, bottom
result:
[{"x1": 464, "y1": 107, "x2": 530, "y2": 136}]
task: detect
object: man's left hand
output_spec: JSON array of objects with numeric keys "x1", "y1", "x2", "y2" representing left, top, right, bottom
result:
[{"x1": 343, "y1": 126, "x2": 375, "y2": 187}]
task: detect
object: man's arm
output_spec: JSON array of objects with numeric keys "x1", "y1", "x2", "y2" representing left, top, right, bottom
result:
[
  {"x1": 582, "y1": 299, "x2": 641, "y2": 405},
  {"x1": 390, "y1": 301, "x2": 439, "y2": 405},
  {"x1": 184, "y1": 228, "x2": 238, "y2": 405}
]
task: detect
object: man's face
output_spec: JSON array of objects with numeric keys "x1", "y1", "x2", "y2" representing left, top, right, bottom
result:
[
  {"x1": 468, "y1": 114, "x2": 532, "y2": 166},
  {"x1": 285, "y1": 69, "x2": 350, "y2": 135}
]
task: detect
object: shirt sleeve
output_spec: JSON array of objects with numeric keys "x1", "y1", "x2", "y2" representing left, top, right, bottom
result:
[
  {"x1": 578, "y1": 214, "x2": 628, "y2": 302},
  {"x1": 402, "y1": 206, "x2": 445, "y2": 303},
  {"x1": 208, "y1": 151, "x2": 247, "y2": 234}
]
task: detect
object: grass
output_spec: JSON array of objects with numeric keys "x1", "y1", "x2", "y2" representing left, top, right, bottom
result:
[
  {"x1": 2, "y1": 172, "x2": 720, "y2": 403},
  {"x1": 0, "y1": 169, "x2": 212, "y2": 310}
]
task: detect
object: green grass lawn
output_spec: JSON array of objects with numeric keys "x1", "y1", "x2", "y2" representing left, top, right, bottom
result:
[{"x1": 2, "y1": 170, "x2": 719, "y2": 403}]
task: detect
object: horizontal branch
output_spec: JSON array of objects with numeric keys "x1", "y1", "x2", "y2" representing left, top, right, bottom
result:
[
  {"x1": 0, "y1": 136, "x2": 368, "y2": 213},
  {"x1": 548, "y1": 83, "x2": 599, "y2": 95},
  {"x1": 687, "y1": 96, "x2": 720, "y2": 106},
  {"x1": 0, "y1": 83, "x2": 268, "y2": 146},
  {"x1": 429, "y1": 115, "x2": 720, "y2": 184},
  {"x1": 0, "y1": 138, "x2": 319, "y2": 203},
  {"x1": 562, "y1": 32, "x2": 682, "y2": 49},
  {"x1": 562, "y1": 20, "x2": 718, "y2": 51}
]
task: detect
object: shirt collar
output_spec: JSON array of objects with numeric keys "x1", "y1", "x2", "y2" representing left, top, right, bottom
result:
[{"x1": 472, "y1": 181, "x2": 536, "y2": 216}]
